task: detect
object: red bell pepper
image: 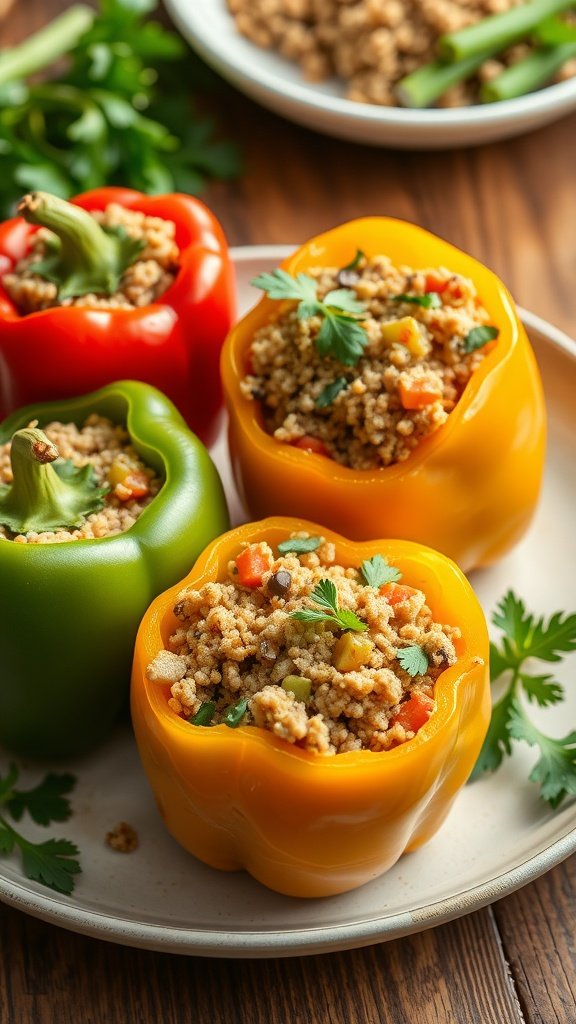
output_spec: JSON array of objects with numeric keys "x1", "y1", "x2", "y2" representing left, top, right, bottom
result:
[{"x1": 0, "y1": 187, "x2": 236, "y2": 446}]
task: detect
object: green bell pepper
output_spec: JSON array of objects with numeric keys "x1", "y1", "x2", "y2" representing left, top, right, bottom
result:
[{"x1": 0, "y1": 380, "x2": 229, "y2": 759}]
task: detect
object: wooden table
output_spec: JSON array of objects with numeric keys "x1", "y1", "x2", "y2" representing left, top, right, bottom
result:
[{"x1": 1, "y1": 3, "x2": 575, "y2": 1022}]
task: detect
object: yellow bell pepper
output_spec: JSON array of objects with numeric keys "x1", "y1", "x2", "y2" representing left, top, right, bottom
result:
[
  {"x1": 131, "y1": 517, "x2": 490, "y2": 898},
  {"x1": 221, "y1": 219, "x2": 546, "y2": 571}
]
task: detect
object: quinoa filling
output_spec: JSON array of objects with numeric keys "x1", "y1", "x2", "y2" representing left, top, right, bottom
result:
[
  {"x1": 2, "y1": 202, "x2": 179, "y2": 314},
  {"x1": 0, "y1": 414, "x2": 160, "y2": 543},
  {"x1": 228, "y1": 0, "x2": 576, "y2": 108},
  {"x1": 146, "y1": 533, "x2": 460, "y2": 755},
  {"x1": 242, "y1": 255, "x2": 498, "y2": 469}
]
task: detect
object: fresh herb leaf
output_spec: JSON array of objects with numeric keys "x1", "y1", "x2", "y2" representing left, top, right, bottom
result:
[
  {"x1": 463, "y1": 325, "x2": 499, "y2": 353},
  {"x1": 253, "y1": 269, "x2": 368, "y2": 366},
  {"x1": 0, "y1": 0, "x2": 240, "y2": 216},
  {"x1": 472, "y1": 591, "x2": 576, "y2": 808},
  {"x1": 396, "y1": 645, "x2": 429, "y2": 677},
  {"x1": 0, "y1": 764, "x2": 80, "y2": 895},
  {"x1": 7, "y1": 772, "x2": 76, "y2": 827},
  {"x1": 316, "y1": 378, "x2": 348, "y2": 408},
  {"x1": 392, "y1": 292, "x2": 442, "y2": 309},
  {"x1": 291, "y1": 579, "x2": 368, "y2": 633},
  {"x1": 277, "y1": 536, "x2": 323, "y2": 555},
  {"x1": 188, "y1": 701, "x2": 216, "y2": 727},
  {"x1": 339, "y1": 249, "x2": 366, "y2": 274},
  {"x1": 360, "y1": 555, "x2": 402, "y2": 589},
  {"x1": 223, "y1": 697, "x2": 249, "y2": 728}
]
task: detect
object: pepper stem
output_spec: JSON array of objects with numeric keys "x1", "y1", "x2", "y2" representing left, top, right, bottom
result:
[
  {"x1": 18, "y1": 192, "x2": 145, "y2": 300},
  {"x1": 0, "y1": 426, "x2": 108, "y2": 535}
]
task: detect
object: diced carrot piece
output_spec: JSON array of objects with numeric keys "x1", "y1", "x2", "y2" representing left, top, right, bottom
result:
[
  {"x1": 424, "y1": 273, "x2": 449, "y2": 294},
  {"x1": 398, "y1": 378, "x2": 443, "y2": 410},
  {"x1": 380, "y1": 583, "x2": 419, "y2": 607},
  {"x1": 235, "y1": 546, "x2": 271, "y2": 588},
  {"x1": 391, "y1": 692, "x2": 435, "y2": 733},
  {"x1": 292, "y1": 435, "x2": 329, "y2": 456}
]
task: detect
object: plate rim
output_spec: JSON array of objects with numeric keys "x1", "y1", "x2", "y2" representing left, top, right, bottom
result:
[
  {"x1": 0, "y1": 244, "x2": 574, "y2": 958},
  {"x1": 166, "y1": 0, "x2": 576, "y2": 131}
]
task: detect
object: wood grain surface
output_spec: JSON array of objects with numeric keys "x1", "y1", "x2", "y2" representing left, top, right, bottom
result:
[{"x1": 0, "y1": 3, "x2": 575, "y2": 1023}]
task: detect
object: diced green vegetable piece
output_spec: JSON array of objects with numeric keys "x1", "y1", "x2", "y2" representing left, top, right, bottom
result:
[{"x1": 281, "y1": 675, "x2": 312, "y2": 702}]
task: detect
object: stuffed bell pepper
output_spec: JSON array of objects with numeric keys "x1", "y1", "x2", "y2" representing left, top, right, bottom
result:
[
  {"x1": 0, "y1": 187, "x2": 235, "y2": 445},
  {"x1": 0, "y1": 380, "x2": 229, "y2": 760},
  {"x1": 131, "y1": 517, "x2": 490, "y2": 898},
  {"x1": 221, "y1": 218, "x2": 546, "y2": 571}
]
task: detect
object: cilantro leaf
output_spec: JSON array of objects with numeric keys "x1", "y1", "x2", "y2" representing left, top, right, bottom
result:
[
  {"x1": 316, "y1": 378, "x2": 349, "y2": 409},
  {"x1": 8, "y1": 772, "x2": 76, "y2": 826},
  {"x1": 251, "y1": 270, "x2": 318, "y2": 304},
  {"x1": 19, "y1": 838, "x2": 81, "y2": 895},
  {"x1": 463, "y1": 325, "x2": 499, "y2": 353},
  {"x1": 507, "y1": 712, "x2": 576, "y2": 810},
  {"x1": 291, "y1": 579, "x2": 368, "y2": 633},
  {"x1": 277, "y1": 536, "x2": 323, "y2": 555},
  {"x1": 396, "y1": 645, "x2": 429, "y2": 678},
  {"x1": 315, "y1": 312, "x2": 368, "y2": 366},
  {"x1": 0, "y1": 764, "x2": 81, "y2": 895},
  {"x1": 392, "y1": 292, "x2": 442, "y2": 309},
  {"x1": 253, "y1": 268, "x2": 369, "y2": 366},
  {"x1": 471, "y1": 590, "x2": 576, "y2": 809},
  {"x1": 469, "y1": 689, "x2": 516, "y2": 781},
  {"x1": 360, "y1": 555, "x2": 402, "y2": 589}
]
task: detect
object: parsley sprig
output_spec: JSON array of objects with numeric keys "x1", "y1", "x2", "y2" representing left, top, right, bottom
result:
[
  {"x1": 252, "y1": 269, "x2": 368, "y2": 366},
  {"x1": 291, "y1": 579, "x2": 368, "y2": 633},
  {"x1": 360, "y1": 555, "x2": 402, "y2": 589},
  {"x1": 0, "y1": 765, "x2": 80, "y2": 894},
  {"x1": 471, "y1": 591, "x2": 576, "y2": 808}
]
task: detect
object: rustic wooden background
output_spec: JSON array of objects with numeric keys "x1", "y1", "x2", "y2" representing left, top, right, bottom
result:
[{"x1": 0, "y1": 2, "x2": 574, "y2": 1022}]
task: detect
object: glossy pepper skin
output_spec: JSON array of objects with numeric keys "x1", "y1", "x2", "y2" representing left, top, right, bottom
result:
[
  {"x1": 221, "y1": 219, "x2": 546, "y2": 571},
  {"x1": 131, "y1": 517, "x2": 490, "y2": 898},
  {"x1": 0, "y1": 380, "x2": 229, "y2": 760},
  {"x1": 0, "y1": 187, "x2": 235, "y2": 446}
]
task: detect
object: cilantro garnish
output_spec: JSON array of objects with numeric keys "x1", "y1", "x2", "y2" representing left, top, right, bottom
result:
[
  {"x1": 0, "y1": 765, "x2": 80, "y2": 895},
  {"x1": 291, "y1": 579, "x2": 368, "y2": 633},
  {"x1": 471, "y1": 591, "x2": 576, "y2": 809},
  {"x1": 396, "y1": 645, "x2": 429, "y2": 677},
  {"x1": 251, "y1": 269, "x2": 368, "y2": 366},
  {"x1": 360, "y1": 555, "x2": 402, "y2": 589},
  {"x1": 392, "y1": 292, "x2": 442, "y2": 309},
  {"x1": 315, "y1": 378, "x2": 349, "y2": 408},
  {"x1": 188, "y1": 701, "x2": 216, "y2": 727},
  {"x1": 463, "y1": 325, "x2": 499, "y2": 353},
  {"x1": 278, "y1": 536, "x2": 323, "y2": 555}
]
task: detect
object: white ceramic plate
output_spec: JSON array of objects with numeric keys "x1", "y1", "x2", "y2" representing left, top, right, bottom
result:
[
  {"x1": 165, "y1": 0, "x2": 576, "y2": 149},
  {"x1": 0, "y1": 245, "x2": 574, "y2": 958}
]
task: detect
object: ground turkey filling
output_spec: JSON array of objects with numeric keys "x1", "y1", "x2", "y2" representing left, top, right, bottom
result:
[
  {"x1": 2, "y1": 203, "x2": 179, "y2": 314},
  {"x1": 0, "y1": 415, "x2": 160, "y2": 543},
  {"x1": 146, "y1": 534, "x2": 460, "y2": 754},
  {"x1": 241, "y1": 255, "x2": 496, "y2": 469},
  {"x1": 228, "y1": 0, "x2": 576, "y2": 108}
]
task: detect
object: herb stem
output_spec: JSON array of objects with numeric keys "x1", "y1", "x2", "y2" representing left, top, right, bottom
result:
[
  {"x1": 396, "y1": 52, "x2": 493, "y2": 108},
  {"x1": 438, "y1": 0, "x2": 576, "y2": 63},
  {"x1": 0, "y1": 5, "x2": 95, "y2": 87},
  {"x1": 481, "y1": 43, "x2": 576, "y2": 102}
]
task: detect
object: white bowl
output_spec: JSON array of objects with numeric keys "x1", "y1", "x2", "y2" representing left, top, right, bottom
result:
[{"x1": 165, "y1": 0, "x2": 576, "y2": 149}]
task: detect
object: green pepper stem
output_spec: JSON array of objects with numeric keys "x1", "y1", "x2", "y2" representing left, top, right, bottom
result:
[
  {"x1": 481, "y1": 43, "x2": 576, "y2": 102},
  {"x1": 18, "y1": 191, "x2": 145, "y2": 300},
  {"x1": 0, "y1": 427, "x2": 106, "y2": 535},
  {"x1": 0, "y1": 6, "x2": 94, "y2": 87},
  {"x1": 438, "y1": 0, "x2": 576, "y2": 63}
]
